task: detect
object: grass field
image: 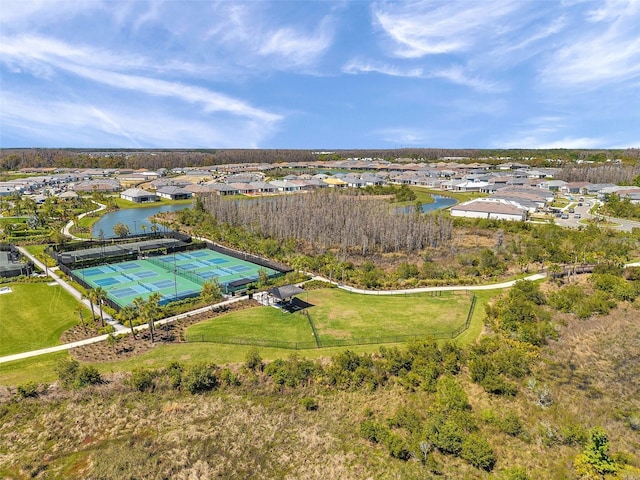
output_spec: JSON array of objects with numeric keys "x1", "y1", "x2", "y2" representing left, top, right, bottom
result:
[
  {"x1": 307, "y1": 289, "x2": 471, "y2": 342},
  {"x1": 0, "y1": 283, "x2": 88, "y2": 356},
  {"x1": 187, "y1": 307, "x2": 314, "y2": 344},
  {"x1": 186, "y1": 288, "x2": 473, "y2": 347}
]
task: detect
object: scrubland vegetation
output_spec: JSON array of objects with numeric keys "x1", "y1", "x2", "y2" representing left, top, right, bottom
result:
[{"x1": 2, "y1": 276, "x2": 639, "y2": 478}]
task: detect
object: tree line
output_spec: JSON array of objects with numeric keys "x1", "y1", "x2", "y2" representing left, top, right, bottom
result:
[{"x1": 3, "y1": 148, "x2": 638, "y2": 171}]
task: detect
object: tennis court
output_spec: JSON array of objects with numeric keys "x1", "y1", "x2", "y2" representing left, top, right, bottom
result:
[{"x1": 72, "y1": 248, "x2": 279, "y2": 307}]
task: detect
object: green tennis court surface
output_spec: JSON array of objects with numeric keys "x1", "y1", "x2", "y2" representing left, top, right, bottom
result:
[{"x1": 73, "y1": 249, "x2": 278, "y2": 307}]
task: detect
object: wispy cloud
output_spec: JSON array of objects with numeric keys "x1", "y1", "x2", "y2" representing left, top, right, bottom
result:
[
  {"x1": 343, "y1": 58, "x2": 502, "y2": 93},
  {"x1": 372, "y1": 1, "x2": 521, "y2": 58},
  {"x1": 430, "y1": 66, "x2": 506, "y2": 93},
  {"x1": 0, "y1": 35, "x2": 282, "y2": 124},
  {"x1": 495, "y1": 116, "x2": 606, "y2": 149},
  {"x1": 204, "y1": 3, "x2": 336, "y2": 69},
  {"x1": 1, "y1": 92, "x2": 275, "y2": 148},
  {"x1": 542, "y1": 0, "x2": 640, "y2": 87},
  {"x1": 342, "y1": 59, "x2": 423, "y2": 77}
]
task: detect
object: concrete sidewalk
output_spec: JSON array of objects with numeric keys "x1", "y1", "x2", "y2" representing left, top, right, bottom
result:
[{"x1": 313, "y1": 273, "x2": 547, "y2": 295}]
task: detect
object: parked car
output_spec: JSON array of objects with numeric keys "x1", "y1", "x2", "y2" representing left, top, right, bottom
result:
[
  {"x1": 574, "y1": 213, "x2": 581, "y2": 219},
  {"x1": 561, "y1": 213, "x2": 569, "y2": 219}
]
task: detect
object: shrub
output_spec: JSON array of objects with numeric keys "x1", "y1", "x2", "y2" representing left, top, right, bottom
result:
[
  {"x1": 220, "y1": 368, "x2": 240, "y2": 386},
  {"x1": 182, "y1": 362, "x2": 218, "y2": 394},
  {"x1": 164, "y1": 361, "x2": 183, "y2": 389},
  {"x1": 461, "y1": 434, "x2": 496, "y2": 471},
  {"x1": 245, "y1": 347, "x2": 263, "y2": 371},
  {"x1": 387, "y1": 406, "x2": 422, "y2": 434},
  {"x1": 433, "y1": 419, "x2": 464, "y2": 455},
  {"x1": 384, "y1": 432, "x2": 411, "y2": 460},
  {"x1": 55, "y1": 358, "x2": 80, "y2": 389},
  {"x1": 360, "y1": 420, "x2": 392, "y2": 444},
  {"x1": 74, "y1": 366, "x2": 103, "y2": 388},
  {"x1": 499, "y1": 412, "x2": 523, "y2": 437},
  {"x1": 300, "y1": 397, "x2": 318, "y2": 411},
  {"x1": 16, "y1": 381, "x2": 40, "y2": 399},
  {"x1": 573, "y1": 427, "x2": 617, "y2": 477},
  {"x1": 129, "y1": 368, "x2": 156, "y2": 392}
]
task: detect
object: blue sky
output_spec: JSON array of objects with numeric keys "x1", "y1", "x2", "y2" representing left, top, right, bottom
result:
[{"x1": 1, "y1": 0, "x2": 639, "y2": 149}]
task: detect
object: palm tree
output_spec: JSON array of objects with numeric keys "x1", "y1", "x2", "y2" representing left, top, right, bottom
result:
[
  {"x1": 117, "y1": 305, "x2": 137, "y2": 339},
  {"x1": 94, "y1": 287, "x2": 107, "y2": 327},
  {"x1": 86, "y1": 291, "x2": 97, "y2": 323},
  {"x1": 146, "y1": 292, "x2": 162, "y2": 339},
  {"x1": 133, "y1": 296, "x2": 152, "y2": 343},
  {"x1": 75, "y1": 305, "x2": 87, "y2": 334}
]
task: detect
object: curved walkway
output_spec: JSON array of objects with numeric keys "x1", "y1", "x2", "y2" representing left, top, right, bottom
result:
[
  {"x1": 62, "y1": 201, "x2": 106, "y2": 240},
  {"x1": 325, "y1": 273, "x2": 547, "y2": 295}
]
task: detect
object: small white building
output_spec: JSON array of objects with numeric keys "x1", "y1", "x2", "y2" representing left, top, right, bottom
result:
[{"x1": 450, "y1": 199, "x2": 528, "y2": 221}]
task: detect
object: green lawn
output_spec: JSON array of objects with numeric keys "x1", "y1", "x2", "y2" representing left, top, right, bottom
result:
[
  {"x1": 0, "y1": 283, "x2": 88, "y2": 356},
  {"x1": 187, "y1": 288, "x2": 473, "y2": 347},
  {"x1": 187, "y1": 307, "x2": 314, "y2": 345},
  {"x1": 306, "y1": 289, "x2": 471, "y2": 343}
]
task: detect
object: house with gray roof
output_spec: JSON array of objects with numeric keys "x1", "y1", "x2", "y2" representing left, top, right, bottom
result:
[
  {"x1": 120, "y1": 188, "x2": 158, "y2": 203},
  {"x1": 157, "y1": 186, "x2": 192, "y2": 200}
]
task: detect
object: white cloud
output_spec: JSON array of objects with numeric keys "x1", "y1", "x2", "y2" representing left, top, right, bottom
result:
[
  {"x1": 0, "y1": 36, "x2": 282, "y2": 124},
  {"x1": 204, "y1": 3, "x2": 335, "y2": 69},
  {"x1": 342, "y1": 59, "x2": 423, "y2": 77},
  {"x1": 430, "y1": 66, "x2": 506, "y2": 93},
  {"x1": 373, "y1": 1, "x2": 521, "y2": 58},
  {"x1": 1, "y1": 93, "x2": 275, "y2": 148},
  {"x1": 542, "y1": 0, "x2": 640, "y2": 87},
  {"x1": 498, "y1": 135, "x2": 606, "y2": 149},
  {"x1": 343, "y1": 58, "x2": 502, "y2": 93},
  {"x1": 258, "y1": 19, "x2": 334, "y2": 66},
  {"x1": 0, "y1": 35, "x2": 223, "y2": 78}
]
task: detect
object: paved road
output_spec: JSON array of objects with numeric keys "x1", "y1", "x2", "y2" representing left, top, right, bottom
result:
[{"x1": 552, "y1": 198, "x2": 640, "y2": 231}]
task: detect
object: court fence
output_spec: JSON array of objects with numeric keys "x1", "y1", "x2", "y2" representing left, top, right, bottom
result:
[{"x1": 201, "y1": 239, "x2": 292, "y2": 274}]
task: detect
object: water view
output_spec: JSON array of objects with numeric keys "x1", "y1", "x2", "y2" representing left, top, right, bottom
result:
[
  {"x1": 92, "y1": 204, "x2": 190, "y2": 238},
  {"x1": 398, "y1": 195, "x2": 458, "y2": 214}
]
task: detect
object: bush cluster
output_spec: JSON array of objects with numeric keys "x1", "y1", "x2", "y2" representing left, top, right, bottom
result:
[{"x1": 55, "y1": 358, "x2": 102, "y2": 389}]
